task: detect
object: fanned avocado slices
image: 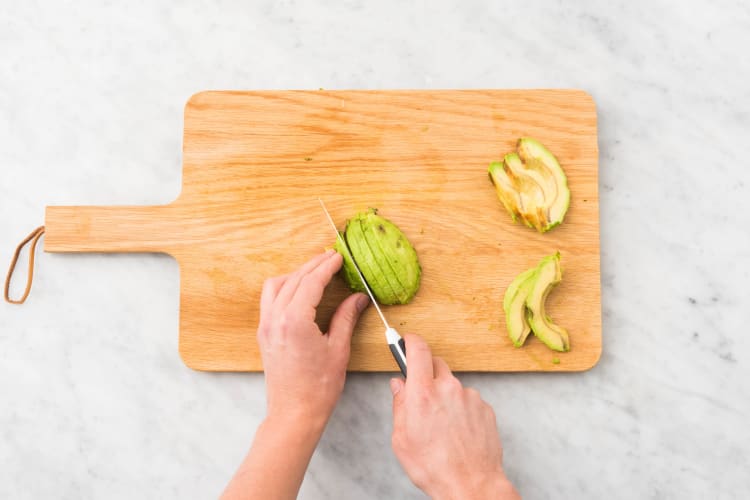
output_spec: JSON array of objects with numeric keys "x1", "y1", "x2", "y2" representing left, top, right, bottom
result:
[
  {"x1": 503, "y1": 252, "x2": 570, "y2": 352},
  {"x1": 334, "y1": 209, "x2": 421, "y2": 305},
  {"x1": 488, "y1": 138, "x2": 570, "y2": 233}
]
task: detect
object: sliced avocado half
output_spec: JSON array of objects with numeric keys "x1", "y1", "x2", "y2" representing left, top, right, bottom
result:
[
  {"x1": 360, "y1": 210, "x2": 420, "y2": 304},
  {"x1": 344, "y1": 217, "x2": 399, "y2": 305},
  {"x1": 334, "y1": 210, "x2": 421, "y2": 306},
  {"x1": 358, "y1": 211, "x2": 409, "y2": 304}
]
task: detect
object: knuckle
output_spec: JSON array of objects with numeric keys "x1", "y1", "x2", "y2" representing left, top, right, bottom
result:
[
  {"x1": 256, "y1": 323, "x2": 269, "y2": 341},
  {"x1": 416, "y1": 386, "x2": 435, "y2": 407},
  {"x1": 484, "y1": 403, "x2": 497, "y2": 422},
  {"x1": 336, "y1": 304, "x2": 357, "y2": 325},
  {"x1": 464, "y1": 387, "x2": 481, "y2": 400},
  {"x1": 277, "y1": 311, "x2": 293, "y2": 334},
  {"x1": 485, "y1": 404, "x2": 497, "y2": 420},
  {"x1": 447, "y1": 376, "x2": 463, "y2": 391},
  {"x1": 262, "y1": 276, "x2": 280, "y2": 292},
  {"x1": 262, "y1": 278, "x2": 272, "y2": 290},
  {"x1": 438, "y1": 376, "x2": 462, "y2": 395}
]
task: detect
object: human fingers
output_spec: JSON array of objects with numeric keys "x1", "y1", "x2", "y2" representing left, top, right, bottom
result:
[
  {"x1": 464, "y1": 387, "x2": 483, "y2": 405},
  {"x1": 432, "y1": 356, "x2": 453, "y2": 380},
  {"x1": 291, "y1": 252, "x2": 344, "y2": 311},
  {"x1": 390, "y1": 377, "x2": 406, "y2": 429},
  {"x1": 328, "y1": 293, "x2": 369, "y2": 348},
  {"x1": 260, "y1": 275, "x2": 288, "y2": 316},
  {"x1": 403, "y1": 334, "x2": 434, "y2": 387},
  {"x1": 258, "y1": 275, "x2": 289, "y2": 343},
  {"x1": 273, "y1": 250, "x2": 336, "y2": 308}
]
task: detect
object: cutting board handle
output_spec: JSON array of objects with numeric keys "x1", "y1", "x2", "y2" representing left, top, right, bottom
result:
[{"x1": 44, "y1": 205, "x2": 175, "y2": 254}]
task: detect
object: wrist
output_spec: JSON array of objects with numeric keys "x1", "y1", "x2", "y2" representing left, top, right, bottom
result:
[
  {"x1": 429, "y1": 469, "x2": 519, "y2": 500},
  {"x1": 493, "y1": 474, "x2": 521, "y2": 500},
  {"x1": 264, "y1": 406, "x2": 329, "y2": 440}
]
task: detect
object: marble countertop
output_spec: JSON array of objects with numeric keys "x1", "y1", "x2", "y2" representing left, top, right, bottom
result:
[{"x1": 2, "y1": 1, "x2": 748, "y2": 498}]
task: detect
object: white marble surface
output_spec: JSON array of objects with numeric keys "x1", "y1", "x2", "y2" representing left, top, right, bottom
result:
[{"x1": 1, "y1": 0, "x2": 749, "y2": 498}]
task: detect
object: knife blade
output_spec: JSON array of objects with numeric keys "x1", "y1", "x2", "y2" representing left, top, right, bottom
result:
[{"x1": 318, "y1": 198, "x2": 407, "y2": 376}]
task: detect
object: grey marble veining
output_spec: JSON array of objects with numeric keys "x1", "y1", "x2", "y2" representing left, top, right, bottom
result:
[{"x1": 1, "y1": 0, "x2": 749, "y2": 498}]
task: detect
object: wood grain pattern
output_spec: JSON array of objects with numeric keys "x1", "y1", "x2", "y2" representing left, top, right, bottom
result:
[{"x1": 44, "y1": 90, "x2": 601, "y2": 372}]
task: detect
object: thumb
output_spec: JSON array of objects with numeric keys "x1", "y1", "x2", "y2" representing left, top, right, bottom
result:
[
  {"x1": 390, "y1": 378, "x2": 406, "y2": 426},
  {"x1": 390, "y1": 378, "x2": 404, "y2": 397},
  {"x1": 328, "y1": 293, "x2": 369, "y2": 347}
]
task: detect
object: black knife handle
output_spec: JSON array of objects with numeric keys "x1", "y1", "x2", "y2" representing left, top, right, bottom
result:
[{"x1": 389, "y1": 338, "x2": 407, "y2": 377}]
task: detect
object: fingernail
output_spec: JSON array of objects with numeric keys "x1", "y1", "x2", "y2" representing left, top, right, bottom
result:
[
  {"x1": 356, "y1": 294, "x2": 370, "y2": 312},
  {"x1": 389, "y1": 378, "x2": 402, "y2": 396}
]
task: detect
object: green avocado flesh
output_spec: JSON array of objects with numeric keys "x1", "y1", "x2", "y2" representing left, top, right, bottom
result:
[
  {"x1": 335, "y1": 209, "x2": 421, "y2": 305},
  {"x1": 344, "y1": 216, "x2": 399, "y2": 304},
  {"x1": 503, "y1": 252, "x2": 570, "y2": 352},
  {"x1": 488, "y1": 138, "x2": 571, "y2": 233},
  {"x1": 503, "y1": 267, "x2": 537, "y2": 347},
  {"x1": 488, "y1": 161, "x2": 521, "y2": 224},
  {"x1": 334, "y1": 233, "x2": 365, "y2": 294}
]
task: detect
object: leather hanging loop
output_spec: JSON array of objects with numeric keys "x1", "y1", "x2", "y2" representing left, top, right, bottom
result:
[{"x1": 4, "y1": 226, "x2": 45, "y2": 304}]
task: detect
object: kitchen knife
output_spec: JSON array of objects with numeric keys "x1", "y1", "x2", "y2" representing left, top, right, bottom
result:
[{"x1": 318, "y1": 198, "x2": 408, "y2": 377}]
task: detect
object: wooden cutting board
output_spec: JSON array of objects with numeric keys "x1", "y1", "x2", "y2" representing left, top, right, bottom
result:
[{"x1": 44, "y1": 90, "x2": 600, "y2": 372}]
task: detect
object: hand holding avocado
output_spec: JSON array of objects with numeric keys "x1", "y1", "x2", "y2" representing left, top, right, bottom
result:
[
  {"x1": 222, "y1": 250, "x2": 371, "y2": 499},
  {"x1": 224, "y1": 253, "x2": 519, "y2": 500}
]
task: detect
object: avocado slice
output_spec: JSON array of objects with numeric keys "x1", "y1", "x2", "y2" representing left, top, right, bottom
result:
[
  {"x1": 343, "y1": 217, "x2": 400, "y2": 305},
  {"x1": 503, "y1": 152, "x2": 547, "y2": 230},
  {"x1": 333, "y1": 232, "x2": 366, "y2": 294},
  {"x1": 360, "y1": 210, "x2": 420, "y2": 304},
  {"x1": 516, "y1": 138, "x2": 570, "y2": 232},
  {"x1": 525, "y1": 253, "x2": 570, "y2": 352},
  {"x1": 503, "y1": 267, "x2": 537, "y2": 347},
  {"x1": 488, "y1": 138, "x2": 570, "y2": 232},
  {"x1": 488, "y1": 161, "x2": 521, "y2": 224}
]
